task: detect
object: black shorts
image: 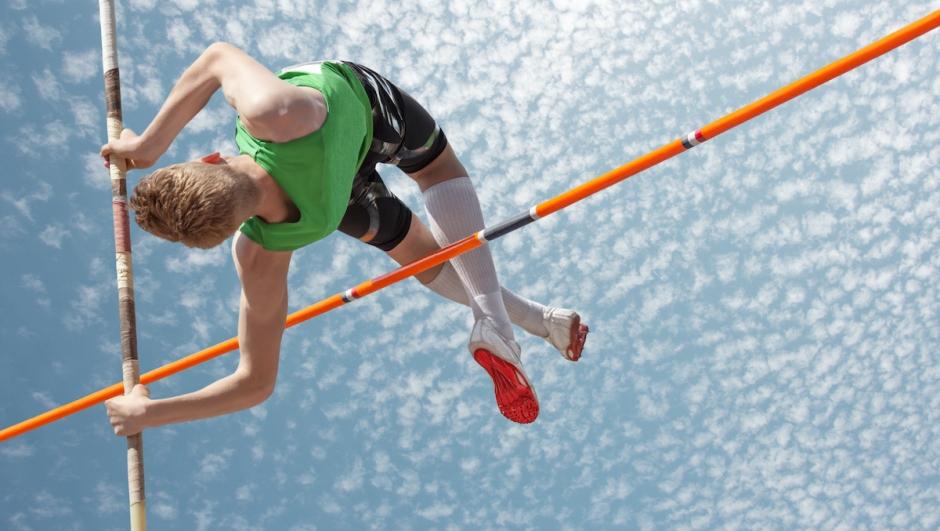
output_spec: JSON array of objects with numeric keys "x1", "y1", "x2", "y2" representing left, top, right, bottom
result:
[{"x1": 336, "y1": 62, "x2": 449, "y2": 251}]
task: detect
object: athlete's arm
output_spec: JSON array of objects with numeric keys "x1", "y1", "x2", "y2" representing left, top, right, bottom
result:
[
  {"x1": 105, "y1": 232, "x2": 291, "y2": 436},
  {"x1": 99, "y1": 42, "x2": 326, "y2": 169}
]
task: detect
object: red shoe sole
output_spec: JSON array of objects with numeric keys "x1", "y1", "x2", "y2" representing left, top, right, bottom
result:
[
  {"x1": 473, "y1": 349, "x2": 539, "y2": 424},
  {"x1": 565, "y1": 316, "x2": 590, "y2": 362}
]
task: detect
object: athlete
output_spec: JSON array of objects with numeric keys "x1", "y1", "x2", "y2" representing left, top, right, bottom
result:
[{"x1": 101, "y1": 43, "x2": 588, "y2": 430}]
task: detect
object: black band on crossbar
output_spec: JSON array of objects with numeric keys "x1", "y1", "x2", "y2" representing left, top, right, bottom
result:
[{"x1": 482, "y1": 210, "x2": 537, "y2": 242}]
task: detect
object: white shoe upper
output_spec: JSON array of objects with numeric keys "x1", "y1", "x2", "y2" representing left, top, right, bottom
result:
[
  {"x1": 542, "y1": 307, "x2": 580, "y2": 358},
  {"x1": 469, "y1": 317, "x2": 524, "y2": 367}
]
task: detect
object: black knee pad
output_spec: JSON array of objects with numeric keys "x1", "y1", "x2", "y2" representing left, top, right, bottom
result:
[
  {"x1": 337, "y1": 171, "x2": 413, "y2": 252},
  {"x1": 369, "y1": 196, "x2": 413, "y2": 251},
  {"x1": 395, "y1": 88, "x2": 448, "y2": 174}
]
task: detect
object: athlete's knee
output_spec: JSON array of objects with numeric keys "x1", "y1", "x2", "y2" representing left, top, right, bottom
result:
[
  {"x1": 369, "y1": 196, "x2": 413, "y2": 251},
  {"x1": 337, "y1": 184, "x2": 413, "y2": 252}
]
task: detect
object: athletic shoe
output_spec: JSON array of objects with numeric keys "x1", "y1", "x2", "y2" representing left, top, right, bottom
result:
[
  {"x1": 469, "y1": 318, "x2": 539, "y2": 424},
  {"x1": 542, "y1": 308, "x2": 589, "y2": 361}
]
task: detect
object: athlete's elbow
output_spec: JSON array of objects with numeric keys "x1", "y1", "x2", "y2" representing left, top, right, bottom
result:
[
  {"x1": 237, "y1": 370, "x2": 277, "y2": 407},
  {"x1": 248, "y1": 377, "x2": 276, "y2": 406},
  {"x1": 204, "y1": 42, "x2": 241, "y2": 62},
  {"x1": 237, "y1": 95, "x2": 297, "y2": 141},
  {"x1": 202, "y1": 42, "x2": 247, "y2": 81}
]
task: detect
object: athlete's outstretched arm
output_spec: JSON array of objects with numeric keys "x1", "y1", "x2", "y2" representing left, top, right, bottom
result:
[
  {"x1": 105, "y1": 233, "x2": 292, "y2": 436},
  {"x1": 99, "y1": 42, "x2": 325, "y2": 169}
]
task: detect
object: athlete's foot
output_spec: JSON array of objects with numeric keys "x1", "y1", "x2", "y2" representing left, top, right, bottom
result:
[
  {"x1": 469, "y1": 318, "x2": 539, "y2": 424},
  {"x1": 542, "y1": 308, "x2": 589, "y2": 361}
]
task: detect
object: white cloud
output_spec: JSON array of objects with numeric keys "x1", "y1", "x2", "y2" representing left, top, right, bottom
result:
[
  {"x1": 255, "y1": 24, "x2": 308, "y2": 60},
  {"x1": 31, "y1": 69, "x2": 62, "y2": 102},
  {"x1": 860, "y1": 155, "x2": 895, "y2": 196},
  {"x1": 191, "y1": 500, "x2": 217, "y2": 531},
  {"x1": 22, "y1": 15, "x2": 61, "y2": 51},
  {"x1": 234, "y1": 484, "x2": 254, "y2": 501},
  {"x1": 714, "y1": 253, "x2": 739, "y2": 283},
  {"x1": 82, "y1": 152, "x2": 111, "y2": 190},
  {"x1": 63, "y1": 283, "x2": 107, "y2": 331},
  {"x1": 198, "y1": 449, "x2": 233, "y2": 479},
  {"x1": 0, "y1": 80, "x2": 22, "y2": 112},
  {"x1": 183, "y1": 105, "x2": 233, "y2": 135},
  {"x1": 223, "y1": 18, "x2": 250, "y2": 48},
  {"x1": 62, "y1": 49, "x2": 99, "y2": 83},
  {"x1": 416, "y1": 502, "x2": 454, "y2": 520},
  {"x1": 27, "y1": 491, "x2": 72, "y2": 519},
  {"x1": 166, "y1": 245, "x2": 229, "y2": 273},
  {"x1": 16, "y1": 121, "x2": 73, "y2": 156},
  {"x1": 831, "y1": 12, "x2": 863, "y2": 39},
  {"x1": 334, "y1": 457, "x2": 365, "y2": 492},
  {"x1": 0, "y1": 25, "x2": 13, "y2": 54},
  {"x1": 167, "y1": 18, "x2": 194, "y2": 55},
  {"x1": 137, "y1": 76, "x2": 165, "y2": 105},
  {"x1": 69, "y1": 98, "x2": 98, "y2": 136},
  {"x1": 92, "y1": 482, "x2": 123, "y2": 515},
  {"x1": 1, "y1": 181, "x2": 53, "y2": 220},
  {"x1": 30, "y1": 391, "x2": 57, "y2": 409},
  {"x1": 637, "y1": 391, "x2": 670, "y2": 420},
  {"x1": 0, "y1": 214, "x2": 27, "y2": 238},
  {"x1": 21, "y1": 274, "x2": 46, "y2": 293},
  {"x1": 172, "y1": 0, "x2": 201, "y2": 11},
  {"x1": 803, "y1": 211, "x2": 838, "y2": 238},
  {"x1": 152, "y1": 502, "x2": 178, "y2": 519},
  {"x1": 0, "y1": 442, "x2": 34, "y2": 458},
  {"x1": 38, "y1": 224, "x2": 70, "y2": 248}
]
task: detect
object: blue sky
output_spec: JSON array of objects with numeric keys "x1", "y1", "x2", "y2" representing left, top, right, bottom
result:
[{"x1": 2, "y1": 0, "x2": 940, "y2": 529}]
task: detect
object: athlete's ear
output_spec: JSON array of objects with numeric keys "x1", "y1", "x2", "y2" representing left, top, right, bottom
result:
[{"x1": 200, "y1": 152, "x2": 222, "y2": 163}]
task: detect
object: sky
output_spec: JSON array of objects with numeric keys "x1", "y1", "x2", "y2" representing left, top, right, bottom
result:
[{"x1": 2, "y1": 0, "x2": 940, "y2": 529}]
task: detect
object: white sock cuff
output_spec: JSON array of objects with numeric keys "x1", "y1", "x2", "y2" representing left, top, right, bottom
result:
[{"x1": 473, "y1": 292, "x2": 514, "y2": 340}]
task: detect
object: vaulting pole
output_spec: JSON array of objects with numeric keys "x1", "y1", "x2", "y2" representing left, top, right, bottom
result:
[
  {"x1": 1, "y1": 8, "x2": 939, "y2": 444},
  {"x1": 98, "y1": 1, "x2": 146, "y2": 529}
]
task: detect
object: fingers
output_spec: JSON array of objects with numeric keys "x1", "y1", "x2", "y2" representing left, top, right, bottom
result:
[
  {"x1": 104, "y1": 398, "x2": 125, "y2": 435},
  {"x1": 99, "y1": 128, "x2": 143, "y2": 171},
  {"x1": 100, "y1": 143, "x2": 111, "y2": 166},
  {"x1": 100, "y1": 142, "x2": 118, "y2": 169},
  {"x1": 100, "y1": 151, "x2": 140, "y2": 171},
  {"x1": 112, "y1": 422, "x2": 137, "y2": 437},
  {"x1": 104, "y1": 388, "x2": 148, "y2": 436}
]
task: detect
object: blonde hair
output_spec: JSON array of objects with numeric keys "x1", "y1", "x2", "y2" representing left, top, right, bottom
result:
[{"x1": 130, "y1": 161, "x2": 261, "y2": 249}]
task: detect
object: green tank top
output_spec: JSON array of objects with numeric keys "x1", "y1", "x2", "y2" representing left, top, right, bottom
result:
[{"x1": 236, "y1": 62, "x2": 373, "y2": 252}]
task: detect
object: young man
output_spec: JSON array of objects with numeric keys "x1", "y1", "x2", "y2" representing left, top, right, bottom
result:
[{"x1": 101, "y1": 43, "x2": 588, "y2": 429}]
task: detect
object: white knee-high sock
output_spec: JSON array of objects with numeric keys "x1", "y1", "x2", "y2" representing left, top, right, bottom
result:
[
  {"x1": 423, "y1": 261, "x2": 549, "y2": 337},
  {"x1": 423, "y1": 177, "x2": 514, "y2": 339}
]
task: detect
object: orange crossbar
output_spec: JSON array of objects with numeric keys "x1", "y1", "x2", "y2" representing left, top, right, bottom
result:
[
  {"x1": 0, "y1": 235, "x2": 483, "y2": 443},
  {"x1": 534, "y1": 9, "x2": 940, "y2": 219},
  {"x1": 2, "y1": 9, "x2": 938, "y2": 444}
]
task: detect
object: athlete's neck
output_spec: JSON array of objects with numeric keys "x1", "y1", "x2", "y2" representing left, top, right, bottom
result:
[{"x1": 227, "y1": 155, "x2": 300, "y2": 224}]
